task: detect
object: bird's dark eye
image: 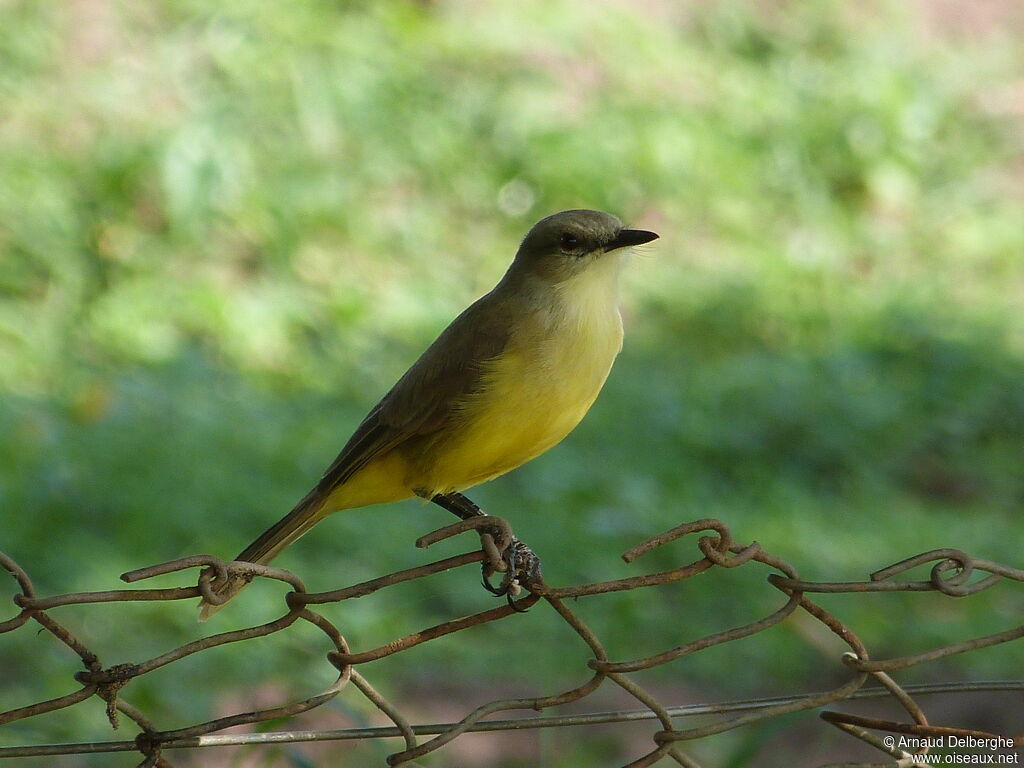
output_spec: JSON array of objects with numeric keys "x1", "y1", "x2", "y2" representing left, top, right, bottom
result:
[{"x1": 559, "y1": 233, "x2": 580, "y2": 251}]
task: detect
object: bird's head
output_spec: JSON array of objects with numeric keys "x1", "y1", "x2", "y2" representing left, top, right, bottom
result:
[{"x1": 512, "y1": 209, "x2": 658, "y2": 284}]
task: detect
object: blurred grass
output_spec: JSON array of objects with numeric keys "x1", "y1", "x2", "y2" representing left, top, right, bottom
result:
[{"x1": 1, "y1": 0, "x2": 1023, "y2": 766}]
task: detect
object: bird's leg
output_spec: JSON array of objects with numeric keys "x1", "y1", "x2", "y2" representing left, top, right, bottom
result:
[
  {"x1": 428, "y1": 491, "x2": 542, "y2": 609},
  {"x1": 428, "y1": 490, "x2": 486, "y2": 521}
]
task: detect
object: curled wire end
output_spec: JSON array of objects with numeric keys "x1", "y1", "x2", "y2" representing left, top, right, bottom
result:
[{"x1": 622, "y1": 519, "x2": 733, "y2": 564}]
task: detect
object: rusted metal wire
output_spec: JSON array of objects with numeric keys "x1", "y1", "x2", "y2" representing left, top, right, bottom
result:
[{"x1": 2, "y1": 518, "x2": 1022, "y2": 767}]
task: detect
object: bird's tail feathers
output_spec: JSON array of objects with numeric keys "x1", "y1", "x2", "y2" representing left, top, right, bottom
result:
[{"x1": 198, "y1": 486, "x2": 329, "y2": 621}]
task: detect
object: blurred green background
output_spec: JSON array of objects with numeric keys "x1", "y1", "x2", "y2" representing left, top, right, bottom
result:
[{"x1": 2, "y1": 0, "x2": 1023, "y2": 766}]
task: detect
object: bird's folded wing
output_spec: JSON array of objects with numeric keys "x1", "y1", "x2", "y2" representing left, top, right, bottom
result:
[{"x1": 312, "y1": 293, "x2": 513, "y2": 496}]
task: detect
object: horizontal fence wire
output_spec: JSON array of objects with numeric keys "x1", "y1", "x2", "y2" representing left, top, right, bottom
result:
[{"x1": 2, "y1": 516, "x2": 1023, "y2": 767}]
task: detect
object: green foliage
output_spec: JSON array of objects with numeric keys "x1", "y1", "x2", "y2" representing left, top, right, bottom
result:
[{"x1": 1, "y1": 1, "x2": 1022, "y2": 765}]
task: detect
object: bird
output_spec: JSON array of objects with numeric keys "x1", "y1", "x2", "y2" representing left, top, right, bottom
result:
[{"x1": 199, "y1": 209, "x2": 658, "y2": 619}]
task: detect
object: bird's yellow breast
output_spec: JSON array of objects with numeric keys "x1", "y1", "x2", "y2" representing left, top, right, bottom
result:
[{"x1": 416, "y1": 257, "x2": 625, "y2": 496}]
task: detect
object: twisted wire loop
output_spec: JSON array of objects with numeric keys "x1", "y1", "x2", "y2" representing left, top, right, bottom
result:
[{"x1": 2, "y1": 518, "x2": 1022, "y2": 767}]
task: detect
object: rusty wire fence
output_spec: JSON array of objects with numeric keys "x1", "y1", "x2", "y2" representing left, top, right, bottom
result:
[{"x1": 2, "y1": 516, "x2": 1023, "y2": 767}]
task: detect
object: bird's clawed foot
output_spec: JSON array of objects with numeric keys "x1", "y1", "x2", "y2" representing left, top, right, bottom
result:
[
  {"x1": 426, "y1": 491, "x2": 542, "y2": 611},
  {"x1": 482, "y1": 536, "x2": 542, "y2": 611}
]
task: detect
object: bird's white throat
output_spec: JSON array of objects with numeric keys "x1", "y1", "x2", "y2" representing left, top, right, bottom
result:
[{"x1": 552, "y1": 250, "x2": 625, "y2": 329}]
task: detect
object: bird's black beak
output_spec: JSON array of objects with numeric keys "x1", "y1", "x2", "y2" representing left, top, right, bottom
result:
[{"x1": 605, "y1": 228, "x2": 659, "y2": 252}]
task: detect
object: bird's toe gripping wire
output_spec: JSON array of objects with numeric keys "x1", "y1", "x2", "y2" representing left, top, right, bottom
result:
[
  {"x1": 425, "y1": 491, "x2": 542, "y2": 612},
  {"x1": 482, "y1": 536, "x2": 543, "y2": 612}
]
